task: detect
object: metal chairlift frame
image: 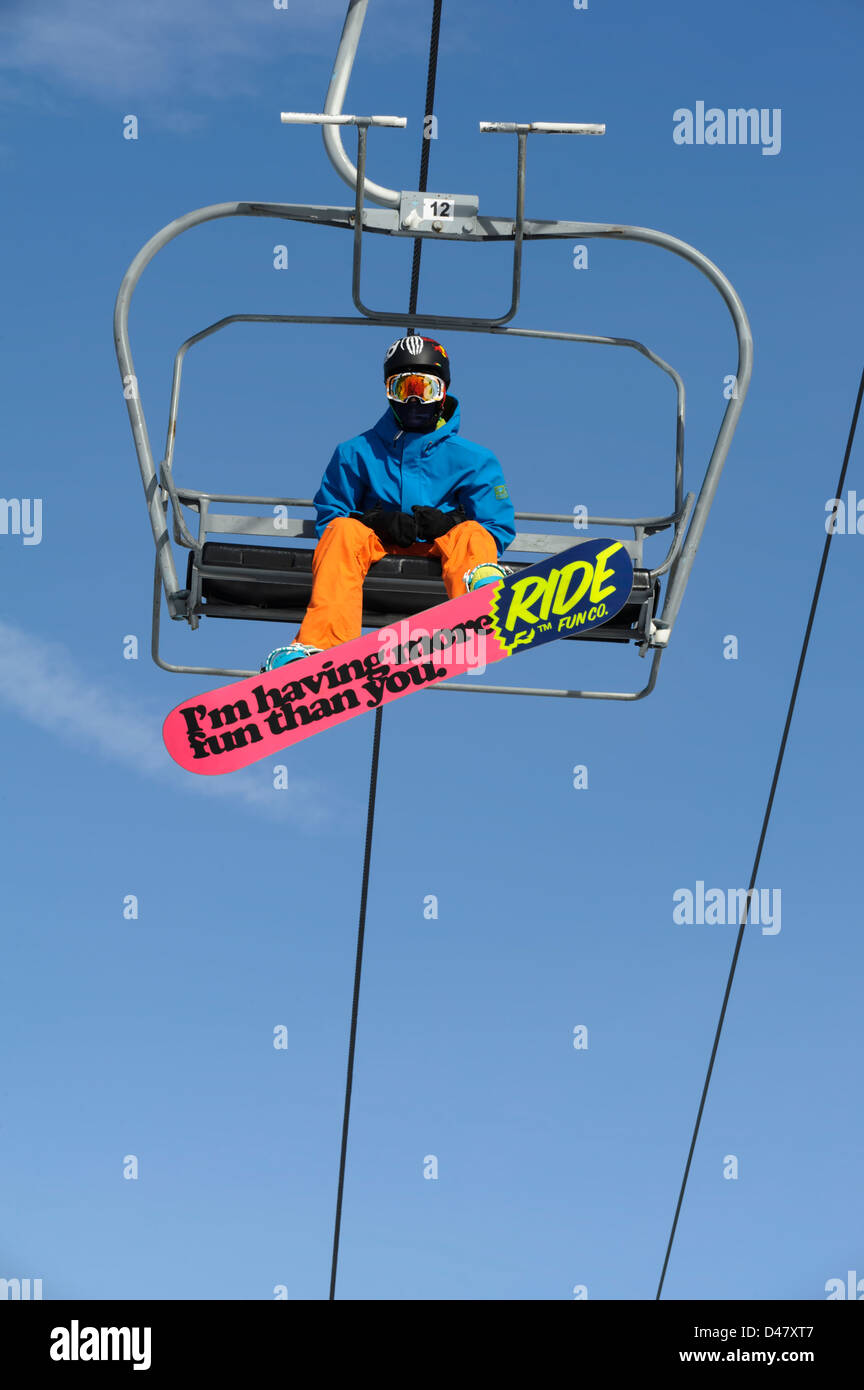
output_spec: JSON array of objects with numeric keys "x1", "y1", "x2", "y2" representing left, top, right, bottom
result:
[{"x1": 114, "y1": 0, "x2": 752, "y2": 701}]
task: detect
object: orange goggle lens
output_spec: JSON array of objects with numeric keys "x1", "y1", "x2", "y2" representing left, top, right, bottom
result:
[{"x1": 386, "y1": 372, "x2": 445, "y2": 403}]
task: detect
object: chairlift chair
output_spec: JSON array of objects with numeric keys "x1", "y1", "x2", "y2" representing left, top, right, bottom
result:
[{"x1": 114, "y1": 0, "x2": 752, "y2": 700}]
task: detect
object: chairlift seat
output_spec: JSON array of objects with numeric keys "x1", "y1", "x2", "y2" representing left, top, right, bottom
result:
[{"x1": 187, "y1": 539, "x2": 658, "y2": 642}]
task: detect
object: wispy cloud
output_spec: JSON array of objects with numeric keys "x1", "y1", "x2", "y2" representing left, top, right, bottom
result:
[
  {"x1": 0, "y1": 0, "x2": 427, "y2": 114},
  {"x1": 0, "y1": 618, "x2": 332, "y2": 825}
]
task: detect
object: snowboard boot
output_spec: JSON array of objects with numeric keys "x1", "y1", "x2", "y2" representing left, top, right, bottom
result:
[
  {"x1": 260, "y1": 642, "x2": 323, "y2": 673},
  {"x1": 464, "y1": 562, "x2": 507, "y2": 592}
]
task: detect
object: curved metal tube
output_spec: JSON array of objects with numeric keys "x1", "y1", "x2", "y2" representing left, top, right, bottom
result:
[{"x1": 322, "y1": 0, "x2": 400, "y2": 207}]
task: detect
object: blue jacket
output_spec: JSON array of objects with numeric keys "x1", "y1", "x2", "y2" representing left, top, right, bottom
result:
[{"x1": 313, "y1": 397, "x2": 516, "y2": 555}]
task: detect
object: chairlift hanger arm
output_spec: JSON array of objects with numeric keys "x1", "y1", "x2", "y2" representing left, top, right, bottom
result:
[{"x1": 319, "y1": 0, "x2": 401, "y2": 208}]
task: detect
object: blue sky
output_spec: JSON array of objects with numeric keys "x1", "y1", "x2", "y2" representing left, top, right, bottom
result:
[{"x1": 1, "y1": 0, "x2": 862, "y2": 1301}]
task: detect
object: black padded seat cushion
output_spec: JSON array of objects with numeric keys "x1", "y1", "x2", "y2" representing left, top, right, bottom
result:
[
  {"x1": 187, "y1": 541, "x2": 653, "y2": 640},
  {"x1": 191, "y1": 541, "x2": 532, "y2": 616}
]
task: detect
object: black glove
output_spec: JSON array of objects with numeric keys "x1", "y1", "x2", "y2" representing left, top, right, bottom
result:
[
  {"x1": 411, "y1": 505, "x2": 466, "y2": 541},
  {"x1": 353, "y1": 508, "x2": 418, "y2": 547}
]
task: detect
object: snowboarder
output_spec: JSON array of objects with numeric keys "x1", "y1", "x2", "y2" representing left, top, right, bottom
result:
[{"x1": 262, "y1": 335, "x2": 516, "y2": 669}]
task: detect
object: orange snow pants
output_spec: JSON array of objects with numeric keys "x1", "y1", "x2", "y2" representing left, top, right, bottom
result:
[{"x1": 296, "y1": 516, "x2": 499, "y2": 649}]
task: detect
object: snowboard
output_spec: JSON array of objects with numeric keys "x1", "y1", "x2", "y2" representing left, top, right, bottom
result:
[{"x1": 163, "y1": 537, "x2": 634, "y2": 775}]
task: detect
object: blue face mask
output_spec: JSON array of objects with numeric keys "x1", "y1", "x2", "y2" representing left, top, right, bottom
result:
[{"x1": 390, "y1": 398, "x2": 442, "y2": 433}]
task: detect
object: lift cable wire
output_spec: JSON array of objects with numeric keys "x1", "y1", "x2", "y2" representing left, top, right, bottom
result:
[
  {"x1": 328, "y1": 704, "x2": 383, "y2": 1301},
  {"x1": 328, "y1": 0, "x2": 445, "y2": 1302},
  {"x1": 408, "y1": 0, "x2": 443, "y2": 328},
  {"x1": 656, "y1": 364, "x2": 864, "y2": 1300}
]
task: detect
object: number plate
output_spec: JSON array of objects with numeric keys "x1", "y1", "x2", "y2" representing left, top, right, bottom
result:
[{"x1": 422, "y1": 196, "x2": 455, "y2": 221}]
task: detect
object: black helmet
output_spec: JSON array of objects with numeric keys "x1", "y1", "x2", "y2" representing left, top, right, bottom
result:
[{"x1": 383, "y1": 335, "x2": 451, "y2": 386}]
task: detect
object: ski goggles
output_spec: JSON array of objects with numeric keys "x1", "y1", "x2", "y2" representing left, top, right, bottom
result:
[{"x1": 385, "y1": 371, "x2": 446, "y2": 404}]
